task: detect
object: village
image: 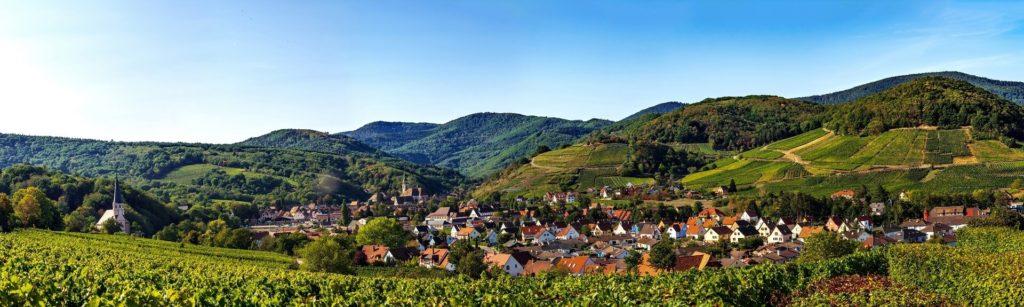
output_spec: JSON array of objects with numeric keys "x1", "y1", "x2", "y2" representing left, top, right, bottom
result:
[{"x1": 242, "y1": 179, "x2": 1012, "y2": 277}]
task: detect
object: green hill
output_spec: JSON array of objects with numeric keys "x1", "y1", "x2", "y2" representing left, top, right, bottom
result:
[
  {"x1": 620, "y1": 101, "x2": 684, "y2": 121},
  {"x1": 238, "y1": 129, "x2": 379, "y2": 155},
  {"x1": 476, "y1": 96, "x2": 829, "y2": 198},
  {"x1": 824, "y1": 77, "x2": 1024, "y2": 141},
  {"x1": 632, "y1": 95, "x2": 825, "y2": 151},
  {"x1": 684, "y1": 78, "x2": 1024, "y2": 196},
  {"x1": 340, "y1": 122, "x2": 440, "y2": 151},
  {"x1": 342, "y1": 113, "x2": 612, "y2": 178},
  {"x1": 0, "y1": 132, "x2": 464, "y2": 206},
  {"x1": 798, "y1": 71, "x2": 1024, "y2": 105}
]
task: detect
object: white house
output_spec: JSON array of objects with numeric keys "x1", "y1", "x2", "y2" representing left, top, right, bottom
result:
[
  {"x1": 704, "y1": 226, "x2": 732, "y2": 243},
  {"x1": 484, "y1": 253, "x2": 523, "y2": 276},
  {"x1": 767, "y1": 226, "x2": 792, "y2": 244},
  {"x1": 730, "y1": 226, "x2": 759, "y2": 243},
  {"x1": 555, "y1": 225, "x2": 581, "y2": 240}
]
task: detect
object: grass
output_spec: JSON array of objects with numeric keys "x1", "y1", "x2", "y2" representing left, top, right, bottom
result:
[
  {"x1": 158, "y1": 163, "x2": 297, "y2": 186},
  {"x1": 159, "y1": 164, "x2": 247, "y2": 185}
]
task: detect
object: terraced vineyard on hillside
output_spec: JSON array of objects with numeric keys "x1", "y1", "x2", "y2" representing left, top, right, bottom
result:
[{"x1": 683, "y1": 127, "x2": 1024, "y2": 196}]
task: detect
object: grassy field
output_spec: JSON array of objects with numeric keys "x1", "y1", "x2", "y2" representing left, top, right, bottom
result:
[
  {"x1": 158, "y1": 164, "x2": 247, "y2": 185},
  {"x1": 158, "y1": 163, "x2": 297, "y2": 186}
]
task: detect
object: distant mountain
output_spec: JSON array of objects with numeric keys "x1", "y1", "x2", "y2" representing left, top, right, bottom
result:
[
  {"x1": 621, "y1": 101, "x2": 684, "y2": 121},
  {"x1": 824, "y1": 76, "x2": 1024, "y2": 140},
  {"x1": 238, "y1": 129, "x2": 379, "y2": 155},
  {"x1": 342, "y1": 113, "x2": 612, "y2": 178},
  {"x1": 798, "y1": 71, "x2": 1024, "y2": 105},
  {"x1": 341, "y1": 122, "x2": 439, "y2": 151}
]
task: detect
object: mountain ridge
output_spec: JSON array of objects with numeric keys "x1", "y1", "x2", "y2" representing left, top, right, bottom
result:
[{"x1": 797, "y1": 71, "x2": 1024, "y2": 105}]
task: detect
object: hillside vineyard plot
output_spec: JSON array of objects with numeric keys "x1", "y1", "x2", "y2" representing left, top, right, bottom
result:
[{"x1": 0, "y1": 230, "x2": 887, "y2": 305}]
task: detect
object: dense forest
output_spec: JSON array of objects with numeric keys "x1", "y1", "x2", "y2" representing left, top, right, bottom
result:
[
  {"x1": 0, "y1": 133, "x2": 464, "y2": 208},
  {"x1": 633, "y1": 96, "x2": 824, "y2": 151},
  {"x1": 340, "y1": 122, "x2": 440, "y2": 151},
  {"x1": 238, "y1": 129, "x2": 379, "y2": 155},
  {"x1": 619, "y1": 101, "x2": 683, "y2": 122},
  {"x1": 798, "y1": 71, "x2": 1024, "y2": 105},
  {"x1": 824, "y1": 77, "x2": 1024, "y2": 142},
  {"x1": 344, "y1": 113, "x2": 611, "y2": 178}
]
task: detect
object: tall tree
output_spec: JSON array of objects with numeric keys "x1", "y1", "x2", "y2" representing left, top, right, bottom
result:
[
  {"x1": 355, "y1": 218, "x2": 408, "y2": 249},
  {"x1": 12, "y1": 187, "x2": 59, "y2": 229},
  {"x1": 649, "y1": 239, "x2": 677, "y2": 269},
  {"x1": 0, "y1": 193, "x2": 11, "y2": 232}
]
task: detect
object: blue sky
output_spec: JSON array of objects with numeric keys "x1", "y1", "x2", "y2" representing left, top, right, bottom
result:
[{"x1": 1, "y1": 1, "x2": 1023, "y2": 143}]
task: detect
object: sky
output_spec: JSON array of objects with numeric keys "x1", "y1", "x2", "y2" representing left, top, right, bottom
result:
[{"x1": 1, "y1": 1, "x2": 1024, "y2": 143}]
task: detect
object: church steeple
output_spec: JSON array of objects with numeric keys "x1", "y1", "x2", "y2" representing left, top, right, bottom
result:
[
  {"x1": 97, "y1": 175, "x2": 130, "y2": 234},
  {"x1": 113, "y1": 176, "x2": 122, "y2": 205}
]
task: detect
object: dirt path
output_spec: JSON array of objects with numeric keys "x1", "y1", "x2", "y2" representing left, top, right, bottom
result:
[{"x1": 776, "y1": 130, "x2": 834, "y2": 165}]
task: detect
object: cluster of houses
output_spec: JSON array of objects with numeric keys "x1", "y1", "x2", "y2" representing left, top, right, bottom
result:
[
  {"x1": 248, "y1": 182, "x2": 1000, "y2": 277},
  {"x1": 255, "y1": 203, "x2": 345, "y2": 226}
]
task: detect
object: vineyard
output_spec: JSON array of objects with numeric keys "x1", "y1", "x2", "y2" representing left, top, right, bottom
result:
[
  {"x1": 1, "y1": 230, "x2": 888, "y2": 305},
  {"x1": 4, "y1": 228, "x2": 1023, "y2": 305}
]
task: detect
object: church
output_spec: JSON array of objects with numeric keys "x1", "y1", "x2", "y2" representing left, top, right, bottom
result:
[
  {"x1": 392, "y1": 176, "x2": 427, "y2": 205},
  {"x1": 96, "y1": 178, "x2": 131, "y2": 233}
]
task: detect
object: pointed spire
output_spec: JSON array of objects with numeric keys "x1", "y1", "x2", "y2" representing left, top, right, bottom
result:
[{"x1": 113, "y1": 175, "x2": 121, "y2": 204}]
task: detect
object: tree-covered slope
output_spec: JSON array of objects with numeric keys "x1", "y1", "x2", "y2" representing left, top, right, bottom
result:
[
  {"x1": 798, "y1": 71, "x2": 1024, "y2": 105},
  {"x1": 238, "y1": 129, "x2": 379, "y2": 155},
  {"x1": 0, "y1": 164, "x2": 177, "y2": 235},
  {"x1": 824, "y1": 77, "x2": 1024, "y2": 141},
  {"x1": 344, "y1": 113, "x2": 612, "y2": 178},
  {"x1": 632, "y1": 96, "x2": 825, "y2": 151},
  {"x1": 339, "y1": 122, "x2": 439, "y2": 152},
  {"x1": 621, "y1": 101, "x2": 684, "y2": 121},
  {"x1": 0, "y1": 133, "x2": 464, "y2": 206}
]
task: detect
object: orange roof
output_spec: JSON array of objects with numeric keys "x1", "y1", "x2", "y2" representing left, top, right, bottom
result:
[
  {"x1": 722, "y1": 216, "x2": 737, "y2": 226},
  {"x1": 483, "y1": 253, "x2": 514, "y2": 267},
  {"x1": 556, "y1": 226, "x2": 576, "y2": 237},
  {"x1": 556, "y1": 256, "x2": 595, "y2": 275},
  {"x1": 521, "y1": 225, "x2": 547, "y2": 236},
  {"x1": 697, "y1": 208, "x2": 725, "y2": 217},
  {"x1": 523, "y1": 260, "x2": 554, "y2": 276},
  {"x1": 361, "y1": 245, "x2": 391, "y2": 263},
  {"x1": 456, "y1": 227, "x2": 476, "y2": 236},
  {"x1": 800, "y1": 226, "x2": 824, "y2": 238},
  {"x1": 832, "y1": 189, "x2": 856, "y2": 198},
  {"x1": 702, "y1": 219, "x2": 717, "y2": 228}
]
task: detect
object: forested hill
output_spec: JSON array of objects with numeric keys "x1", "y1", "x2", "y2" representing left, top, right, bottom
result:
[
  {"x1": 824, "y1": 77, "x2": 1024, "y2": 141},
  {"x1": 621, "y1": 101, "x2": 684, "y2": 121},
  {"x1": 238, "y1": 129, "x2": 380, "y2": 155},
  {"x1": 339, "y1": 122, "x2": 439, "y2": 151},
  {"x1": 342, "y1": 112, "x2": 612, "y2": 178},
  {"x1": 631, "y1": 96, "x2": 825, "y2": 151},
  {"x1": 0, "y1": 133, "x2": 464, "y2": 207},
  {"x1": 798, "y1": 71, "x2": 1024, "y2": 105}
]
